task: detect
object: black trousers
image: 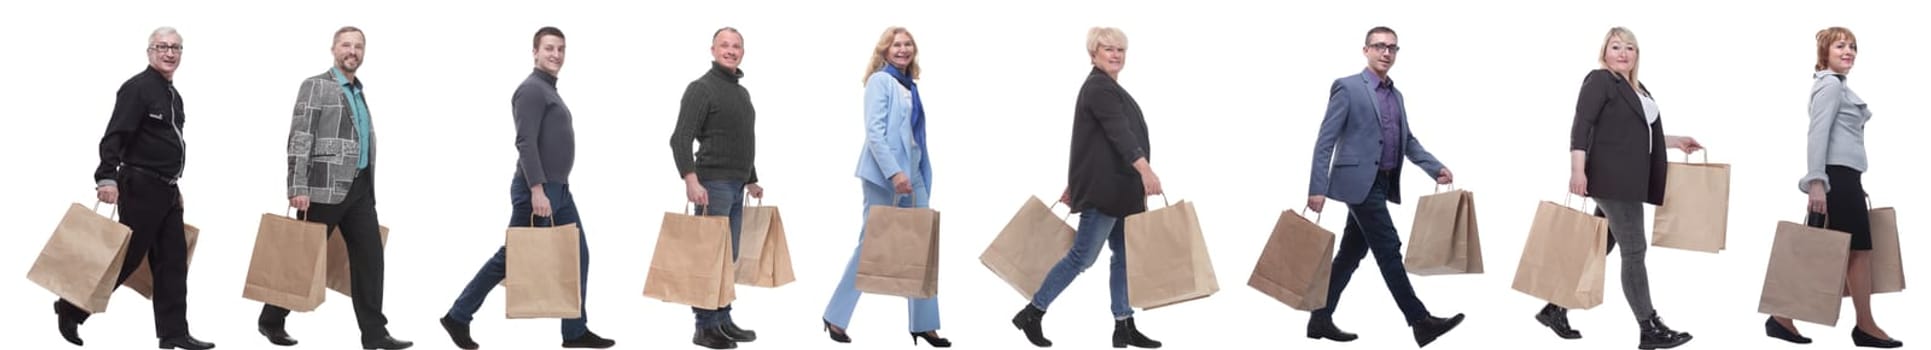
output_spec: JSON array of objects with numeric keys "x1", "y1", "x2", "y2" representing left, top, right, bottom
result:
[
  {"x1": 56, "y1": 169, "x2": 192, "y2": 338},
  {"x1": 260, "y1": 168, "x2": 389, "y2": 338}
]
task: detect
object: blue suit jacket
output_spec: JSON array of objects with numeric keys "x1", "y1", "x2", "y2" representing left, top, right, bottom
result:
[
  {"x1": 1307, "y1": 71, "x2": 1444, "y2": 205},
  {"x1": 854, "y1": 71, "x2": 931, "y2": 200}
]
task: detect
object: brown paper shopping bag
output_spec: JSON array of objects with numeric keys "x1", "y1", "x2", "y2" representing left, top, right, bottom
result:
[
  {"x1": 1653, "y1": 151, "x2": 1730, "y2": 253},
  {"x1": 1125, "y1": 195, "x2": 1219, "y2": 310},
  {"x1": 27, "y1": 202, "x2": 134, "y2": 314},
  {"x1": 856, "y1": 194, "x2": 942, "y2": 298},
  {"x1": 1511, "y1": 197, "x2": 1610, "y2": 310},
  {"x1": 735, "y1": 199, "x2": 795, "y2": 288},
  {"x1": 505, "y1": 217, "x2": 583, "y2": 318},
  {"x1": 127, "y1": 223, "x2": 199, "y2": 299},
  {"x1": 1760, "y1": 220, "x2": 1852, "y2": 326},
  {"x1": 1248, "y1": 208, "x2": 1335, "y2": 311},
  {"x1": 1405, "y1": 186, "x2": 1484, "y2": 275},
  {"x1": 1865, "y1": 199, "x2": 1904, "y2": 294},
  {"x1": 242, "y1": 212, "x2": 330, "y2": 312},
  {"x1": 644, "y1": 206, "x2": 737, "y2": 309},
  {"x1": 326, "y1": 225, "x2": 389, "y2": 296},
  {"x1": 981, "y1": 195, "x2": 1076, "y2": 300}
]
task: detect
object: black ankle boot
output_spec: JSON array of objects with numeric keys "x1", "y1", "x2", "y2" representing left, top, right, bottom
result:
[
  {"x1": 1536, "y1": 304, "x2": 1581, "y2": 339},
  {"x1": 1011, "y1": 304, "x2": 1051, "y2": 347},
  {"x1": 1637, "y1": 314, "x2": 1692, "y2": 349},
  {"x1": 1111, "y1": 318, "x2": 1161, "y2": 348}
]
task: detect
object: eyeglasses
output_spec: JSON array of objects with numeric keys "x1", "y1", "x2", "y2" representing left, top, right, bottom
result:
[
  {"x1": 149, "y1": 44, "x2": 183, "y2": 53},
  {"x1": 1368, "y1": 43, "x2": 1400, "y2": 54}
]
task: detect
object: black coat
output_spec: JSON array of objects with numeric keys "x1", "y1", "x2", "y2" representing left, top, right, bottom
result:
[
  {"x1": 1570, "y1": 69, "x2": 1667, "y2": 205},
  {"x1": 1067, "y1": 67, "x2": 1152, "y2": 217}
]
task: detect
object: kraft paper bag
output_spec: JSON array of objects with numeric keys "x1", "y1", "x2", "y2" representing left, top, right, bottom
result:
[
  {"x1": 27, "y1": 203, "x2": 134, "y2": 314},
  {"x1": 1405, "y1": 188, "x2": 1485, "y2": 275},
  {"x1": 505, "y1": 221, "x2": 584, "y2": 318},
  {"x1": 735, "y1": 201, "x2": 795, "y2": 288},
  {"x1": 1864, "y1": 206, "x2": 1905, "y2": 294},
  {"x1": 981, "y1": 196, "x2": 1076, "y2": 300},
  {"x1": 1247, "y1": 209, "x2": 1335, "y2": 311},
  {"x1": 1653, "y1": 153, "x2": 1730, "y2": 253},
  {"x1": 644, "y1": 208, "x2": 737, "y2": 309},
  {"x1": 855, "y1": 197, "x2": 942, "y2": 298},
  {"x1": 1511, "y1": 199, "x2": 1610, "y2": 310},
  {"x1": 1760, "y1": 220, "x2": 1852, "y2": 326},
  {"x1": 1125, "y1": 196, "x2": 1219, "y2": 310},
  {"x1": 326, "y1": 225, "x2": 389, "y2": 296},
  {"x1": 127, "y1": 223, "x2": 199, "y2": 299},
  {"x1": 242, "y1": 213, "x2": 330, "y2": 312}
]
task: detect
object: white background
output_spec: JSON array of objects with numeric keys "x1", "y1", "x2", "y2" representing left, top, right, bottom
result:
[{"x1": 1, "y1": 0, "x2": 1922, "y2": 349}]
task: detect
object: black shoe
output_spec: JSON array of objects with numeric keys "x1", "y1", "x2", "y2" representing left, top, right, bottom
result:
[
  {"x1": 694, "y1": 327, "x2": 738, "y2": 349},
  {"x1": 1764, "y1": 317, "x2": 1811, "y2": 344},
  {"x1": 1111, "y1": 318, "x2": 1162, "y2": 348},
  {"x1": 1536, "y1": 304, "x2": 1582, "y2": 339},
  {"x1": 1637, "y1": 314, "x2": 1693, "y2": 349},
  {"x1": 362, "y1": 335, "x2": 414, "y2": 350},
  {"x1": 1306, "y1": 317, "x2": 1358, "y2": 342},
  {"x1": 722, "y1": 320, "x2": 757, "y2": 342},
  {"x1": 1853, "y1": 328, "x2": 1903, "y2": 348},
  {"x1": 54, "y1": 301, "x2": 82, "y2": 346},
  {"x1": 1411, "y1": 313, "x2": 1465, "y2": 347},
  {"x1": 913, "y1": 331, "x2": 952, "y2": 347},
  {"x1": 1011, "y1": 304, "x2": 1052, "y2": 347},
  {"x1": 158, "y1": 335, "x2": 217, "y2": 350},
  {"x1": 257, "y1": 324, "x2": 297, "y2": 346},
  {"x1": 824, "y1": 319, "x2": 851, "y2": 343},
  {"x1": 563, "y1": 331, "x2": 615, "y2": 349},
  {"x1": 439, "y1": 316, "x2": 479, "y2": 350}
]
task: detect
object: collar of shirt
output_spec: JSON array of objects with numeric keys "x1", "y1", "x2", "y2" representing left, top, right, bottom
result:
[
  {"x1": 531, "y1": 67, "x2": 559, "y2": 86},
  {"x1": 331, "y1": 67, "x2": 364, "y2": 91},
  {"x1": 1362, "y1": 67, "x2": 1392, "y2": 89},
  {"x1": 1814, "y1": 69, "x2": 1845, "y2": 81}
]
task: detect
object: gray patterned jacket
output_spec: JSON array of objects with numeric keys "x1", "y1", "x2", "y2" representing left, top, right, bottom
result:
[{"x1": 287, "y1": 70, "x2": 374, "y2": 204}]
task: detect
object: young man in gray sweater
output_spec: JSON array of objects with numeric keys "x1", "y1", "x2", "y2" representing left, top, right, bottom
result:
[{"x1": 669, "y1": 26, "x2": 764, "y2": 350}]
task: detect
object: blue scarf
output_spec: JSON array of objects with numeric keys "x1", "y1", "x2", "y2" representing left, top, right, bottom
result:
[{"x1": 883, "y1": 64, "x2": 930, "y2": 184}]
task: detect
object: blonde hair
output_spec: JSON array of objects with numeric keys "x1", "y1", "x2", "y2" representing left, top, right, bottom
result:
[
  {"x1": 1086, "y1": 27, "x2": 1126, "y2": 56},
  {"x1": 1597, "y1": 27, "x2": 1640, "y2": 86},
  {"x1": 1814, "y1": 27, "x2": 1856, "y2": 71},
  {"x1": 864, "y1": 26, "x2": 919, "y2": 83}
]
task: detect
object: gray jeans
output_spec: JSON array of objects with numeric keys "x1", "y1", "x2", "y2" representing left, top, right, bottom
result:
[{"x1": 1596, "y1": 198, "x2": 1656, "y2": 320}]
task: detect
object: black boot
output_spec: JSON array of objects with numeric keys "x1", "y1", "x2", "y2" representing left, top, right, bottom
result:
[
  {"x1": 1763, "y1": 316, "x2": 1810, "y2": 344},
  {"x1": 721, "y1": 320, "x2": 757, "y2": 342},
  {"x1": 1411, "y1": 313, "x2": 1466, "y2": 348},
  {"x1": 54, "y1": 301, "x2": 83, "y2": 346},
  {"x1": 1536, "y1": 304, "x2": 1581, "y2": 339},
  {"x1": 1011, "y1": 304, "x2": 1052, "y2": 347},
  {"x1": 1637, "y1": 314, "x2": 1692, "y2": 349},
  {"x1": 1305, "y1": 317, "x2": 1357, "y2": 342},
  {"x1": 1111, "y1": 318, "x2": 1162, "y2": 348},
  {"x1": 439, "y1": 316, "x2": 478, "y2": 350},
  {"x1": 693, "y1": 326, "x2": 738, "y2": 349},
  {"x1": 257, "y1": 323, "x2": 297, "y2": 346},
  {"x1": 562, "y1": 331, "x2": 615, "y2": 349}
]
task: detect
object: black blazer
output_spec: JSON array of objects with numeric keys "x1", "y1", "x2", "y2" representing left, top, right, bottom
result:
[
  {"x1": 1570, "y1": 69, "x2": 1666, "y2": 205},
  {"x1": 1068, "y1": 67, "x2": 1151, "y2": 217}
]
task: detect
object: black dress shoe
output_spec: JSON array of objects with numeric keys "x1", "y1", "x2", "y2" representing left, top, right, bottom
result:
[
  {"x1": 824, "y1": 319, "x2": 851, "y2": 343},
  {"x1": 1306, "y1": 317, "x2": 1358, "y2": 342},
  {"x1": 440, "y1": 316, "x2": 479, "y2": 350},
  {"x1": 54, "y1": 301, "x2": 82, "y2": 346},
  {"x1": 362, "y1": 335, "x2": 414, "y2": 350},
  {"x1": 1411, "y1": 313, "x2": 1465, "y2": 347},
  {"x1": 1853, "y1": 328, "x2": 1903, "y2": 348},
  {"x1": 722, "y1": 320, "x2": 757, "y2": 342},
  {"x1": 563, "y1": 331, "x2": 616, "y2": 349},
  {"x1": 1536, "y1": 304, "x2": 1582, "y2": 339},
  {"x1": 159, "y1": 335, "x2": 216, "y2": 350},
  {"x1": 258, "y1": 324, "x2": 297, "y2": 346},
  {"x1": 1764, "y1": 317, "x2": 1811, "y2": 344},
  {"x1": 912, "y1": 331, "x2": 952, "y2": 347},
  {"x1": 1011, "y1": 304, "x2": 1052, "y2": 347},
  {"x1": 1637, "y1": 314, "x2": 1692, "y2": 349},
  {"x1": 1112, "y1": 318, "x2": 1162, "y2": 348},
  {"x1": 694, "y1": 327, "x2": 738, "y2": 349}
]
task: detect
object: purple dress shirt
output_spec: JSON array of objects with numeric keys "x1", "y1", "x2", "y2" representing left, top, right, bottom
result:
[{"x1": 1364, "y1": 69, "x2": 1403, "y2": 170}]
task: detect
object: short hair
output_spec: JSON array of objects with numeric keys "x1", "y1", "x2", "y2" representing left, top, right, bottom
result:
[
  {"x1": 532, "y1": 26, "x2": 565, "y2": 49},
  {"x1": 1597, "y1": 27, "x2": 1641, "y2": 84},
  {"x1": 149, "y1": 26, "x2": 179, "y2": 44},
  {"x1": 713, "y1": 27, "x2": 740, "y2": 41},
  {"x1": 1814, "y1": 27, "x2": 1856, "y2": 71},
  {"x1": 1086, "y1": 27, "x2": 1126, "y2": 55},
  {"x1": 334, "y1": 26, "x2": 363, "y2": 43},
  {"x1": 1364, "y1": 26, "x2": 1396, "y2": 45}
]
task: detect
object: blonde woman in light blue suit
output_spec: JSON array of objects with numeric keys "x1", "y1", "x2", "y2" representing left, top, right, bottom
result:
[{"x1": 821, "y1": 26, "x2": 949, "y2": 348}]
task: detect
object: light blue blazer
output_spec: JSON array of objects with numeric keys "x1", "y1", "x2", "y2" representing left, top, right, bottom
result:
[
  {"x1": 854, "y1": 71, "x2": 930, "y2": 202},
  {"x1": 1307, "y1": 72, "x2": 1443, "y2": 205}
]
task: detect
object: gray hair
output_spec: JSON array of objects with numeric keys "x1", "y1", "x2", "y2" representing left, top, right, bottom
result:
[{"x1": 149, "y1": 26, "x2": 179, "y2": 44}]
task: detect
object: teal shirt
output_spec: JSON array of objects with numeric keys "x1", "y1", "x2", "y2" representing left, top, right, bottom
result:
[{"x1": 331, "y1": 67, "x2": 372, "y2": 169}]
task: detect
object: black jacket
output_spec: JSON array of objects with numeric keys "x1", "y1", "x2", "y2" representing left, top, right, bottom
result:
[
  {"x1": 1067, "y1": 67, "x2": 1151, "y2": 217},
  {"x1": 1570, "y1": 69, "x2": 1666, "y2": 205},
  {"x1": 96, "y1": 66, "x2": 186, "y2": 185}
]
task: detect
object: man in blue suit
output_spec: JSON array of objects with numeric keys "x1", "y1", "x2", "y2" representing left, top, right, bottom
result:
[{"x1": 1304, "y1": 26, "x2": 1465, "y2": 348}]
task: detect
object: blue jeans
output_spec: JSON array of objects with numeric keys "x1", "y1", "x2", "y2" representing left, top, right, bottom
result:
[
  {"x1": 445, "y1": 178, "x2": 591, "y2": 340},
  {"x1": 822, "y1": 181, "x2": 941, "y2": 332},
  {"x1": 693, "y1": 180, "x2": 745, "y2": 329},
  {"x1": 1030, "y1": 208, "x2": 1133, "y2": 318},
  {"x1": 1314, "y1": 172, "x2": 1431, "y2": 324}
]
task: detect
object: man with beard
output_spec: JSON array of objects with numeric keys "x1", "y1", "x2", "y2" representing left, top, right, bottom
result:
[{"x1": 260, "y1": 26, "x2": 412, "y2": 350}]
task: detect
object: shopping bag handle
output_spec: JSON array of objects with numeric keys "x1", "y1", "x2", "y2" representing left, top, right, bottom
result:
[
  {"x1": 1045, "y1": 196, "x2": 1075, "y2": 221},
  {"x1": 1434, "y1": 183, "x2": 1458, "y2": 193},
  {"x1": 92, "y1": 200, "x2": 118, "y2": 220},
  {"x1": 1298, "y1": 207, "x2": 1322, "y2": 223},
  {"x1": 1562, "y1": 193, "x2": 1596, "y2": 212},
  {"x1": 1670, "y1": 149, "x2": 1711, "y2": 164},
  {"x1": 1146, "y1": 193, "x2": 1171, "y2": 208}
]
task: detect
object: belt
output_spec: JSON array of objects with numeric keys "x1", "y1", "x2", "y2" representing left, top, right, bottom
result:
[{"x1": 122, "y1": 165, "x2": 181, "y2": 185}]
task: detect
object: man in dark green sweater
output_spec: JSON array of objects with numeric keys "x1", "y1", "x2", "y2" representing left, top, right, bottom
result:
[{"x1": 669, "y1": 26, "x2": 764, "y2": 350}]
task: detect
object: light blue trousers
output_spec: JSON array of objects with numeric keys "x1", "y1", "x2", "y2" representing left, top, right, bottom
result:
[{"x1": 821, "y1": 180, "x2": 941, "y2": 332}]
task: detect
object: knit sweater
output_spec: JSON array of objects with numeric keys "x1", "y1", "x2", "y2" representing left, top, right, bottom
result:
[
  {"x1": 669, "y1": 61, "x2": 758, "y2": 183},
  {"x1": 512, "y1": 68, "x2": 575, "y2": 185}
]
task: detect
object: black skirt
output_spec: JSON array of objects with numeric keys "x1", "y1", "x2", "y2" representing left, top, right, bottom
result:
[{"x1": 1806, "y1": 165, "x2": 1872, "y2": 251}]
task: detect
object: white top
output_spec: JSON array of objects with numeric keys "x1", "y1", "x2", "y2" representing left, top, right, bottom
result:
[{"x1": 1639, "y1": 92, "x2": 1659, "y2": 153}]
